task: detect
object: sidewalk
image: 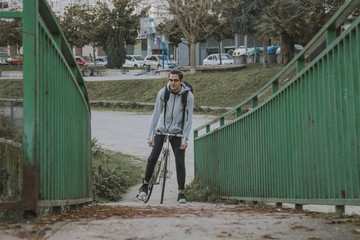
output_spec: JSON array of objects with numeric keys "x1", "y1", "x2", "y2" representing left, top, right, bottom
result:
[{"x1": 0, "y1": 71, "x2": 163, "y2": 81}]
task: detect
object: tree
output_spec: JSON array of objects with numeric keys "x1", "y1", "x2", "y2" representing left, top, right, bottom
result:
[
  {"x1": 0, "y1": 19, "x2": 22, "y2": 65},
  {"x1": 207, "y1": 2, "x2": 236, "y2": 64},
  {"x1": 161, "y1": 0, "x2": 220, "y2": 74},
  {"x1": 61, "y1": 0, "x2": 147, "y2": 68},
  {"x1": 0, "y1": 19, "x2": 22, "y2": 53},
  {"x1": 61, "y1": 4, "x2": 88, "y2": 48},
  {"x1": 255, "y1": 0, "x2": 307, "y2": 65},
  {"x1": 101, "y1": 0, "x2": 148, "y2": 68},
  {"x1": 156, "y1": 18, "x2": 207, "y2": 65},
  {"x1": 224, "y1": 0, "x2": 270, "y2": 67},
  {"x1": 106, "y1": 30, "x2": 126, "y2": 68}
]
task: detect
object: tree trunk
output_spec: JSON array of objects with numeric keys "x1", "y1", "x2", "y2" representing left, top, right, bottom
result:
[
  {"x1": 253, "y1": 38, "x2": 257, "y2": 63},
  {"x1": 218, "y1": 41, "x2": 222, "y2": 65},
  {"x1": 189, "y1": 40, "x2": 196, "y2": 74},
  {"x1": 188, "y1": 44, "x2": 191, "y2": 66},
  {"x1": 263, "y1": 38, "x2": 268, "y2": 68},
  {"x1": 93, "y1": 47, "x2": 97, "y2": 68},
  {"x1": 281, "y1": 33, "x2": 295, "y2": 65}
]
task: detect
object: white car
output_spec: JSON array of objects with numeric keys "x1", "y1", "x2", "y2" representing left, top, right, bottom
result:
[
  {"x1": 203, "y1": 54, "x2": 234, "y2": 65},
  {"x1": 123, "y1": 55, "x2": 145, "y2": 68},
  {"x1": 88, "y1": 56, "x2": 108, "y2": 67},
  {"x1": 143, "y1": 55, "x2": 176, "y2": 69}
]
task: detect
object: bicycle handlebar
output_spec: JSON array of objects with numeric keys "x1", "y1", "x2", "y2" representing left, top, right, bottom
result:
[{"x1": 154, "y1": 131, "x2": 184, "y2": 138}]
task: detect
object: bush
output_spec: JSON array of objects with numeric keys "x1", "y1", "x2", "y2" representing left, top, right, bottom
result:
[
  {"x1": 91, "y1": 139, "x2": 145, "y2": 202},
  {"x1": 184, "y1": 178, "x2": 222, "y2": 203}
]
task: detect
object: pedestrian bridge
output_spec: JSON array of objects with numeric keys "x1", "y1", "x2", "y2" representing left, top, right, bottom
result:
[
  {"x1": 194, "y1": 0, "x2": 360, "y2": 213},
  {"x1": 0, "y1": 0, "x2": 359, "y2": 216}
]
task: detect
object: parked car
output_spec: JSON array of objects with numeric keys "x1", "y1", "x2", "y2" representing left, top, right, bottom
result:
[
  {"x1": 123, "y1": 55, "x2": 145, "y2": 68},
  {"x1": 233, "y1": 47, "x2": 247, "y2": 56},
  {"x1": 79, "y1": 56, "x2": 93, "y2": 64},
  {"x1": 8, "y1": 56, "x2": 23, "y2": 66},
  {"x1": 88, "y1": 56, "x2": 108, "y2": 67},
  {"x1": 144, "y1": 55, "x2": 176, "y2": 69},
  {"x1": 203, "y1": 54, "x2": 234, "y2": 65},
  {"x1": 75, "y1": 56, "x2": 88, "y2": 66}
]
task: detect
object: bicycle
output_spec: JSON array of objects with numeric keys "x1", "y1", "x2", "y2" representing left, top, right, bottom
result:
[
  {"x1": 90, "y1": 67, "x2": 102, "y2": 76},
  {"x1": 137, "y1": 131, "x2": 184, "y2": 204},
  {"x1": 80, "y1": 66, "x2": 91, "y2": 77}
]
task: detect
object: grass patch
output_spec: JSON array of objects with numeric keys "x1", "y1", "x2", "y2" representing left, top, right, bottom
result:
[
  {"x1": 85, "y1": 63, "x2": 282, "y2": 108},
  {"x1": 0, "y1": 64, "x2": 282, "y2": 110},
  {"x1": 0, "y1": 65, "x2": 22, "y2": 71},
  {"x1": 0, "y1": 79, "x2": 23, "y2": 99},
  {"x1": 92, "y1": 139, "x2": 146, "y2": 202}
]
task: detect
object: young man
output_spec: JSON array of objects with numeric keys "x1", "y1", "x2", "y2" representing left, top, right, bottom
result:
[{"x1": 138, "y1": 69, "x2": 194, "y2": 203}]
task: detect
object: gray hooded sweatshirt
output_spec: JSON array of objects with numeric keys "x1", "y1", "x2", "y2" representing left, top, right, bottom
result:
[{"x1": 147, "y1": 82, "x2": 194, "y2": 144}]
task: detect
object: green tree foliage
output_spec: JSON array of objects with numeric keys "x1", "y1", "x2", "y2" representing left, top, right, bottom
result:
[
  {"x1": 156, "y1": 19, "x2": 184, "y2": 48},
  {"x1": 106, "y1": 30, "x2": 126, "y2": 68},
  {"x1": 101, "y1": 0, "x2": 148, "y2": 68},
  {"x1": 255, "y1": 0, "x2": 306, "y2": 65},
  {"x1": 156, "y1": 17, "x2": 208, "y2": 65},
  {"x1": 61, "y1": 4, "x2": 88, "y2": 48},
  {"x1": 163, "y1": 0, "x2": 220, "y2": 74},
  {"x1": 0, "y1": 19, "x2": 22, "y2": 55},
  {"x1": 61, "y1": 0, "x2": 147, "y2": 68},
  {"x1": 224, "y1": 0, "x2": 270, "y2": 66},
  {"x1": 208, "y1": 2, "x2": 236, "y2": 64}
]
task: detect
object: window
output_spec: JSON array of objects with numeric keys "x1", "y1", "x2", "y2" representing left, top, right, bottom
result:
[
  {"x1": 0, "y1": 0, "x2": 9, "y2": 9},
  {"x1": 51, "y1": 0, "x2": 60, "y2": 8}
]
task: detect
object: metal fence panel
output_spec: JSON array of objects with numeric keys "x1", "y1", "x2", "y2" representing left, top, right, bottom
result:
[
  {"x1": 194, "y1": 0, "x2": 360, "y2": 206},
  {"x1": 0, "y1": 0, "x2": 92, "y2": 211}
]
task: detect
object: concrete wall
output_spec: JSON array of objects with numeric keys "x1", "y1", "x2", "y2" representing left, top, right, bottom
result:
[{"x1": 0, "y1": 139, "x2": 22, "y2": 201}]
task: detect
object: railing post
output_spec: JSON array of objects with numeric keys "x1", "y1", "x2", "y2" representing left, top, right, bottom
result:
[
  {"x1": 272, "y1": 79, "x2": 279, "y2": 94},
  {"x1": 206, "y1": 124, "x2": 210, "y2": 133},
  {"x1": 10, "y1": 100, "x2": 14, "y2": 131},
  {"x1": 220, "y1": 117, "x2": 225, "y2": 126},
  {"x1": 335, "y1": 205, "x2": 345, "y2": 217},
  {"x1": 236, "y1": 107, "x2": 242, "y2": 118},
  {"x1": 194, "y1": 130, "x2": 198, "y2": 139},
  {"x1": 22, "y1": 0, "x2": 39, "y2": 215},
  {"x1": 326, "y1": 27, "x2": 337, "y2": 46},
  {"x1": 296, "y1": 57, "x2": 305, "y2": 73},
  {"x1": 252, "y1": 96, "x2": 258, "y2": 108}
]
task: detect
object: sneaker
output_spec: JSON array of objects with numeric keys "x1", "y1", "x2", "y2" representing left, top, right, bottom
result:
[
  {"x1": 177, "y1": 193, "x2": 187, "y2": 204},
  {"x1": 138, "y1": 184, "x2": 148, "y2": 198}
]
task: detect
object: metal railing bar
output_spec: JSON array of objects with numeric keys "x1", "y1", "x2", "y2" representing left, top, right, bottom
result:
[
  {"x1": 37, "y1": 18, "x2": 90, "y2": 112},
  {"x1": 0, "y1": 11, "x2": 22, "y2": 18}
]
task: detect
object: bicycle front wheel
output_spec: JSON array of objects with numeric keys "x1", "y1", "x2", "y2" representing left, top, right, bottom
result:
[
  {"x1": 160, "y1": 150, "x2": 168, "y2": 204},
  {"x1": 144, "y1": 176, "x2": 154, "y2": 203}
]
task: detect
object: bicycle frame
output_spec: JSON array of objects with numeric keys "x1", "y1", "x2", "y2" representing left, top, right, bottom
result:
[{"x1": 141, "y1": 131, "x2": 184, "y2": 204}]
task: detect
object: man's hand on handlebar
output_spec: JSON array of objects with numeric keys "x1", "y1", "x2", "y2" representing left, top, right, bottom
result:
[
  {"x1": 180, "y1": 143, "x2": 187, "y2": 150},
  {"x1": 148, "y1": 140, "x2": 154, "y2": 147}
]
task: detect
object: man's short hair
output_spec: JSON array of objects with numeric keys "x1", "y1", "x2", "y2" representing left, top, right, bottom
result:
[{"x1": 168, "y1": 69, "x2": 183, "y2": 80}]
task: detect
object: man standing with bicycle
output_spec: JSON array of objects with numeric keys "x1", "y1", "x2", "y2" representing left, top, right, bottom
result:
[{"x1": 138, "y1": 69, "x2": 194, "y2": 203}]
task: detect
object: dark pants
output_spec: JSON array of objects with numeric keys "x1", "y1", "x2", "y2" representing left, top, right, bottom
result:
[{"x1": 144, "y1": 134, "x2": 186, "y2": 190}]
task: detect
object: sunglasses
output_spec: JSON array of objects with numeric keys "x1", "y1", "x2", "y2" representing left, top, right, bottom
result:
[{"x1": 168, "y1": 79, "x2": 180, "y2": 82}]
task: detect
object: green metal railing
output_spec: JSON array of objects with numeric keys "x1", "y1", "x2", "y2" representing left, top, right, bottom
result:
[
  {"x1": 0, "y1": 0, "x2": 92, "y2": 212},
  {"x1": 194, "y1": 0, "x2": 360, "y2": 207}
]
